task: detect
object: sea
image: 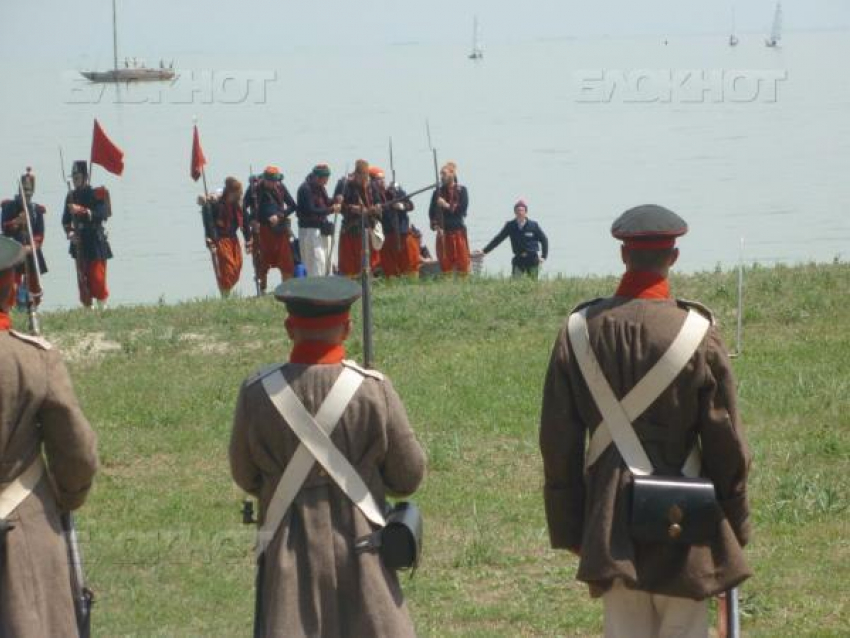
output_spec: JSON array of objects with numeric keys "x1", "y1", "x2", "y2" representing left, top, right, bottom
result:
[{"x1": 1, "y1": 31, "x2": 848, "y2": 310}]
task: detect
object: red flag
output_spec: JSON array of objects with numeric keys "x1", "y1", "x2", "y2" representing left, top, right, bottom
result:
[
  {"x1": 90, "y1": 119, "x2": 125, "y2": 176},
  {"x1": 191, "y1": 125, "x2": 207, "y2": 182}
]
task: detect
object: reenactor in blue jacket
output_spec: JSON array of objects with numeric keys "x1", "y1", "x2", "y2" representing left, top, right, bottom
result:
[
  {"x1": 1, "y1": 168, "x2": 47, "y2": 307},
  {"x1": 61, "y1": 161, "x2": 113, "y2": 309},
  {"x1": 479, "y1": 199, "x2": 549, "y2": 278}
]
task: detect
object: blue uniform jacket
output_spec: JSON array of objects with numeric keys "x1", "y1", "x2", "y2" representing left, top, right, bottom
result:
[
  {"x1": 483, "y1": 218, "x2": 548, "y2": 263},
  {"x1": 382, "y1": 186, "x2": 414, "y2": 236}
]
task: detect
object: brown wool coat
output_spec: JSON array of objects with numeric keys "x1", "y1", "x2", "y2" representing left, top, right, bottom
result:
[
  {"x1": 540, "y1": 297, "x2": 752, "y2": 600},
  {"x1": 229, "y1": 361, "x2": 426, "y2": 638},
  {"x1": 0, "y1": 330, "x2": 98, "y2": 637}
]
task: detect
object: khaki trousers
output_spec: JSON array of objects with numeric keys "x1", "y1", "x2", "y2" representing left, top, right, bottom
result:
[{"x1": 603, "y1": 580, "x2": 708, "y2": 638}]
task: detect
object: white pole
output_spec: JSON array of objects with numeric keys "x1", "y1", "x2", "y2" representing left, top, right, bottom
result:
[{"x1": 735, "y1": 238, "x2": 744, "y2": 357}]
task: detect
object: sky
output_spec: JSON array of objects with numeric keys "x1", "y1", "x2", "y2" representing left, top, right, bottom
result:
[{"x1": 1, "y1": 0, "x2": 849, "y2": 63}]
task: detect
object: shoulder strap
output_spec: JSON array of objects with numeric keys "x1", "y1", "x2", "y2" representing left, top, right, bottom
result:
[
  {"x1": 10, "y1": 330, "x2": 52, "y2": 350},
  {"x1": 574, "y1": 309, "x2": 710, "y2": 475},
  {"x1": 0, "y1": 456, "x2": 45, "y2": 519},
  {"x1": 257, "y1": 367, "x2": 382, "y2": 555},
  {"x1": 568, "y1": 309, "x2": 654, "y2": 476}
]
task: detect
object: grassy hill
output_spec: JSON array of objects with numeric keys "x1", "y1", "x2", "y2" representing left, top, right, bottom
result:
[{"x1": 13, "y1": 262, "x2": 849, "y2": 637}]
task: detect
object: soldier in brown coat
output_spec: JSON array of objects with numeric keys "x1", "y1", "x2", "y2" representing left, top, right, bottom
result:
[
  {"x1": 540, "y1": 206, "x2": 751, "y2": 638},
  {"x1": 229, "y1": 277, "x2": 426, "y2": 638},
  {"x1": 0, "y1": 236, "x2": 99, "y2": 637}
]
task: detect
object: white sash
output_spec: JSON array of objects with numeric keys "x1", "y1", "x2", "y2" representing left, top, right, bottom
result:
[
  {"x1": 568, "y1": 308, "x2": 710, "y2": 477},
  {"x1": 257, "y1": 367, "x2": 387, "y2": 556}
]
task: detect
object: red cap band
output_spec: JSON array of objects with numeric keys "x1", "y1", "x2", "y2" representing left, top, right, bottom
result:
[
  {"x1": 285, "y1": 311, "x2": 350, "y2": 330},
  {"x1": 623, "y1": 238, "x2": 676, "y2": 251}
]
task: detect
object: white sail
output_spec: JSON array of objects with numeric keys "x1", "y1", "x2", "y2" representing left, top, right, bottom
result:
[{"x1": 767, "y1": 1, "x2": 783, "y2": 46}]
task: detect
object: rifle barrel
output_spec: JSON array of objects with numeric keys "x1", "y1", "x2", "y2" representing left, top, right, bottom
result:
[{"x1": 17, "y1": 179, "x2": 43, "y2": 335}]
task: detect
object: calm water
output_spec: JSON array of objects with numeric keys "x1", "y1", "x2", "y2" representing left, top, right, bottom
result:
[{"x1": 1, "y1": 32, "x2": 848, "y2": 309}]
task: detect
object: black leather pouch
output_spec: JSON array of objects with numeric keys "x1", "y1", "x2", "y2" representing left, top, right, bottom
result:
[
  {"x1": 355, "y1": 502, "x2": 423, "y2": 571},
  {"x1": 630, "y1": 475, "x2": 720, "y2": 544}
]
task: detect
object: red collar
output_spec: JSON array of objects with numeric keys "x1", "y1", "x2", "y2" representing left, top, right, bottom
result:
[
  {"x1": 0, "y1": 312, "x2": 11, "y2": 331},
  {"x1": 615, "y1": 271, "x2": 671, "y2": 300},
  {"x1": 290, "y1": 341, "x2": 346, "y2": 365}
]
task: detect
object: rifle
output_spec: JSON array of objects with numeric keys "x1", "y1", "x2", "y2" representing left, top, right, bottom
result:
[
  {"x1": 357, "y1": 189, "x2": 375, "y2": 368},
  {"x1": 378, "y1": 182, "x2": 437, "y2": 211},
  {"x1": 198, "y1": 168, "x2": 222, "y2": 288},
  {"x1": 17, "y1": 178, "x2": 42, "y2": 336},
  {"x1": 718, "y1": 587, "x2": 741, "y2": 638},
  {"x1": 248, "y1": 167, "x2": 263, "y2": 295},
  {"x1": 426, "y1": 121, "x2": 446, "y2": 258},
  {"x1": 60, "y1": 148, "x2": 91, "y2": 305},
  {"x1": 61, "y1": 512, "x2": 94, "y2": 638},
  {"x1": 388, "y1": 138, "x2": 402, "y2": 252},
  {"x1": 326, "y1": 167, "x2": 347, "y2": 277},
  {"x1": 241, "y1": 499, "x2": 264, "y2": 638}
]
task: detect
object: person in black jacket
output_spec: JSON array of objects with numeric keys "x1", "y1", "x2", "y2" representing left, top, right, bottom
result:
[
  {"x1": 62, "y1": 161, "x2": 113, "y2": 308},
  {"x1": 479, "y1": 200, "x2": 548, "y2": 278},
  {"x1": 1, "y1": 169, "x2": 48, "y2": 307},
  {"x1": 296, "y1": 164, "x2": 340, "y2": 277}
]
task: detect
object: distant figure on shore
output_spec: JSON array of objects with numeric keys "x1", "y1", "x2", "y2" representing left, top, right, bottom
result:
[
  {"x1": 253, "y1": 166, "x2": 297, "y2": 292},
  {"x1": 296, "y1": 164, "x2": 340, "y2": 277},
  {"x1": 62, "y1": 160, "x2": 113, "y2": 309},
  {"x1": 338, "y1": 160, "x2": 382, "y2": 277},
  {"x1": 477, "y1": 199, "x2": 548, "y2": 279},
  {"x1": 0, "y1": 235, "x2": 99, "y2": 638},
  {"x1": 229, "y1": 277, "x2": 425, "y2": 637},
  {"x1": 199, "y1": 177, "x2": 249, "y2": 297},
  {"x1": 540, "y1": 204, "x2": 752, "y2": 638},
  {"x1": 380, "y1": 172, "x2": 418, "y2": 278},
  {"x1": 410, "y1": 225, "x2": 431, "y2": 260},
  {"x1": 429, "y1": 161, "x2": 470, "y2": 275},
  {"x1": 1, "y1": 168, "x2": 48, "y2": 307}
]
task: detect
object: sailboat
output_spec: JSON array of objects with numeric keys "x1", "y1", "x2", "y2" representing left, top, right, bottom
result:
[
  {"x1": 80, "y1": 0, "x2": 175, "y2": 83},
  {"x1": 765, "y1": 1, "x2": 783, "y2": 48},
  {"x1": 468, "y1": 16, "x2": 484, "y2": 60},
  {"x1": 729, "y1": 7, "x2": 739, "y2": 46}
]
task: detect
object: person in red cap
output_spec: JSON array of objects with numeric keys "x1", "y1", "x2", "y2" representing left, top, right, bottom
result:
[
  {"x1": 229, "y1": 276, "x2": 425, "y2": 637},
  {"x1": 540, "y1": 205, "x2": 751, "y2": 638},
  {"x1": 252, "y1": 166, "x2": 298, "y2": 292},
  {"x1": 377, "y1": 170, "x2": 418, "y2": 279},
  {"x1": 428, "y1": 161, "x2": 471, "y2": 275},
  {"x1": 199, "y1": 177, "x2": 249, "y2": 297},
  {"x1": 338, "y1": 160, "x2": 382, "y2": 277},
  {"x1": 478, "y1": 199, "x2": 548, "y2": 279}
]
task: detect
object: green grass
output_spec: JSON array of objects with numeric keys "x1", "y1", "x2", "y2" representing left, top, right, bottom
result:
[{"x1": 11, "y1": 262, "x2": 849, "y2": 637}]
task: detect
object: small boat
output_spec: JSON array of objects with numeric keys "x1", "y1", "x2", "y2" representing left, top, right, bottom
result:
[
  {"x1": 81, "y1": 67, "x2": 174, "y2": 83},
  {"x1": 468, "y1": 16, "x2": 484, "y2": 60},
  {"x1": 80, "y1": 0, "x2": 175, "y2": 83},
  {"x1": 765, "y1": 1, "x2": 783, "y2": 48}
]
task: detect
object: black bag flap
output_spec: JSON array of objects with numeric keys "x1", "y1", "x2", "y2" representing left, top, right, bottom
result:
[{"x1": 630, "y1": 475, "x2": 720, "y2": 545}]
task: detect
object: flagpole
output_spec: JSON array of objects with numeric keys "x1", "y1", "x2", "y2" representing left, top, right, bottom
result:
[{"x1": 193, "y1": 118, "x2": 222, "y2": 290}]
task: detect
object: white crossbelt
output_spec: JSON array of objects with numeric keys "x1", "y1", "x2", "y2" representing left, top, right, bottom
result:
[
  {"x1": 257, "y1": 367, "x2": 387, "y2": 556},
  {"x1": 568, "y1": 308, "x2": 710, "y2": 477},
  {"x1": 0, "y1": 456, "x2": 45, "y2": 519}
]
